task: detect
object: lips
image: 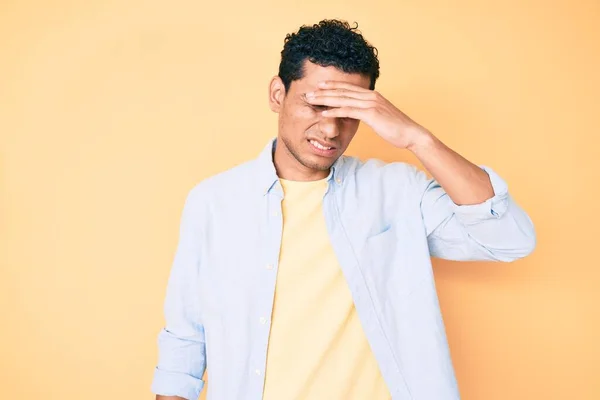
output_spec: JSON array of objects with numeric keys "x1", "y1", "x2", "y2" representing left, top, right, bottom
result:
[
  {"x1": 308, "y1": 138, "x2": 336, "y2": 150},
  {"x1": 307, "y1": 138, "x2": 337, "y2": 157}
]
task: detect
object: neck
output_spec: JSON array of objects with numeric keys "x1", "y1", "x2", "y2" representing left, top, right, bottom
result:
[{"x1": 273, "y1": 139, "x2": 329, "y2": 181}]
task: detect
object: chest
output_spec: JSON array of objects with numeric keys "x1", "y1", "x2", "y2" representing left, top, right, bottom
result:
[{"x1": 196, "y1": 188, "x2": 430, "y2": 322}]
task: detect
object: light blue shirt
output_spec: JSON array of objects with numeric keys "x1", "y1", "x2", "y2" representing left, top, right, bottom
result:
[{"x1": 151, "y1": 138, "x2": 536, "y2": 399}]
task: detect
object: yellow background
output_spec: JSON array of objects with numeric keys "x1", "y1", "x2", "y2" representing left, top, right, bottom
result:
[{"x1": 1, "y1": 1, "x2": 598, "y2": 399}]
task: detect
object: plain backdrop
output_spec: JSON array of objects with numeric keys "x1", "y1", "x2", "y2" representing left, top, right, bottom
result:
[{"x1": 1, "y1": 0, "x2": 599, "y2": 399}]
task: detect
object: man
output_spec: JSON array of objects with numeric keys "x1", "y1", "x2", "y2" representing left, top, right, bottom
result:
[{"x1": 151, "y1": 19, "x2": 535, "y2": 400}]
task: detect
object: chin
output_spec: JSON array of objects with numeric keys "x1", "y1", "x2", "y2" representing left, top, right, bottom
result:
[{"x1": 301, "y1": 155, "x2": 335, "y2": 171}]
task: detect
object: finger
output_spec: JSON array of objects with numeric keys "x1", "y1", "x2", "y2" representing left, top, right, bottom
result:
[
  {"x1": 306, "y1": 95, "x2": 375, "y2": 109},
  {"x1": 311, "y1": 88, "x2": 376, "y2": 100},
  {"x1": 318, "y1": 80, "x2": 371, "y2": 92},
  {"x1": 321, "y1": 107, "x2": 368, "y2": 120}
]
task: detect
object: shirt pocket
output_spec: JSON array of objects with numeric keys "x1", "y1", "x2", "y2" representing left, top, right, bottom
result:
[{"x1": 362, "y1": 223, "x2": 425, "y2": 300}]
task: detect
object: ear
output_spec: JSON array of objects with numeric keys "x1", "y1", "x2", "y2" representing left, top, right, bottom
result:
[{"x1": 268, "y1": 76, "x2": 286, "y2": 113}]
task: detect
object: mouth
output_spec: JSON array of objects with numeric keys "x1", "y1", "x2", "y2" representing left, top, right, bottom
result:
[{"x1": 307, "y1": 139, "x2": 337, "y2": 157}]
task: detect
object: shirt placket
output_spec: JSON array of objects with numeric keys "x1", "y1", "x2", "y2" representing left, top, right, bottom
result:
[{"x1": 248, "y1": 185, "x2": 284, "y2": 398}]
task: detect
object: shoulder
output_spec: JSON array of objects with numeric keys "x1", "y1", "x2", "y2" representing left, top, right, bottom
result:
[
  {"x1": 184, "y1": 158, "x2": 259, "y2": 207},
  {"x1": 341, "y1": 155, "x2": 428, "y2": 188}
]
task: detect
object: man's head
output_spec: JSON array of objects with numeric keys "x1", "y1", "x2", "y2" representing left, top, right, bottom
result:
[{"x1": 268, "y1": 19, "x2": 380, "y2": 179}]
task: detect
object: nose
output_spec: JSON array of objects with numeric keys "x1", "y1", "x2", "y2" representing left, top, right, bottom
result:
[{"x1": 318, "y1": 115, "x2": 341, "y2": 139}]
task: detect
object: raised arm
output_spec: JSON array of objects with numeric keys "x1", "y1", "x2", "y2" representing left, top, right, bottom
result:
[{"x1": 410, "y1": 132, "x2": 536, "y2": 261}]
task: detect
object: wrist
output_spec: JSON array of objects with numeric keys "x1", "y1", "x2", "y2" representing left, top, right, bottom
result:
[{"x1": 406, "y1": 128, "x2": 436, "y2": 154}]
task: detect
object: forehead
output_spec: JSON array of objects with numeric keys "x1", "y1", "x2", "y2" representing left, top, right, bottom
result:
[{"x1": 290, "y1": 60, "x2": 371, "y2": 94}]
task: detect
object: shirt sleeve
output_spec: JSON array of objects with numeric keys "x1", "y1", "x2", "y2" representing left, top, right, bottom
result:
[
  {"x1": 151, "y1": 186, "x2": 207, "y2": 399},
  {"x1": 418, "y1": 165, "x2": 536, "y2": 261}
]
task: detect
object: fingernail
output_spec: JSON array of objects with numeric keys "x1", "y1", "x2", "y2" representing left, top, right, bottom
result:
[{"x1": 318, "y1": 81, "x2": 327, "y2": 87}]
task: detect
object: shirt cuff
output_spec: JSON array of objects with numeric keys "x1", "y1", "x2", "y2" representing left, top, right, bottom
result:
[
  {"x1": 451, "y1": 166, "x2": 509, "y2": 225},
  {"x1": 151, "y1": 367, "x2": 205, "y2": 400}
]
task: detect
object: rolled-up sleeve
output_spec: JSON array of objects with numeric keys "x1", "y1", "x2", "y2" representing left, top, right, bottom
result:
[
  {"x1": 151, "y1": 187, "x2": 207, "y2": 399},
  {"x1": 419, "y1": 166, "x2": 536, "y2": 261}
]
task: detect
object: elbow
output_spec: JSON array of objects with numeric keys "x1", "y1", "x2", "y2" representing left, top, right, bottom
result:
[
  {"x1": 497, "y1": 227, "x2": 537, "y2": 262},
  {"x1": 512, "y1": 232, "x2": 536, "y2": 260},
  {"x1": 517, "y1": 216, "x2": 537, "y2": 259},
  {"x1": 521, "y1": 229, "x2": 537, "y2": 258},
  {"x1": 500, "y1": 209, "x2": 537, "y2": 262}
]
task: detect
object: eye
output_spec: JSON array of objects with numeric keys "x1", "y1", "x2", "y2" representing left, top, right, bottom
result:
[{"x1": 311, "y1": 105, "x2": 329, "y2": 112}]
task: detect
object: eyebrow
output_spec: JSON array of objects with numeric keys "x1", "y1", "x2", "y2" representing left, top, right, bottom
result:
[
  {"x1": 299, "y1": 93, "x2": 330, "y2": 110},
  {"x1": 306, "y1": 102, "x2": 328, "y2": 109},
  {"x1": 299, "y1": 93, "x2": 323, "y2": 103}
]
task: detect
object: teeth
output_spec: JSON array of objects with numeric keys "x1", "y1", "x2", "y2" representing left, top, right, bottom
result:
[{"x1": 310, "y1": 140, "x2": 332, "y2": 150}]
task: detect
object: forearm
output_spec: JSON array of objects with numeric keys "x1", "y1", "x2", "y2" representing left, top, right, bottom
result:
[
  {"x1": 157, "y1": 396, "x2": 186, "y2": 400},
  {"x1": 409, "y1": 129, "x2": 537, "y2": 260},
  {"x1": 408, "y1": 129, "x2": 494, "y2": 205}
]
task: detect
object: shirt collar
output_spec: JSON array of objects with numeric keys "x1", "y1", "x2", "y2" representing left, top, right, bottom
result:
[{"x1": 256, "y1": 137, "x2": 346, "y2": 195}]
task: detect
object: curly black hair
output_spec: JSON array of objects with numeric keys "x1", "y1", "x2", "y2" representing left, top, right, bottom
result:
[{"x1": 278, "y1": 19, "x2": 380, "y2": 93}]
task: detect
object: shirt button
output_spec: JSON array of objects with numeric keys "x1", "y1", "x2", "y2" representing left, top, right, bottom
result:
[
  {"x1": 336, "y1": 177, "x2": 342, "y2": 184},
  {"x1": 259, "y1": 317, "x2": 266, "y2": 324},
  {"x1": 255, "y1": 369, "x2": 261, "y2": 376},
  {"x1": 265, "y1": 264, "x2": 274, "y2": 270},
  {"x1": 271, "y1": 210, "x2": 279, "y2": 217}
]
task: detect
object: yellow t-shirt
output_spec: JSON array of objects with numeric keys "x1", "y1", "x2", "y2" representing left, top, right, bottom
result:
[{"x1": 262, "y1": 177, "x2": 391, "y2": 400}]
